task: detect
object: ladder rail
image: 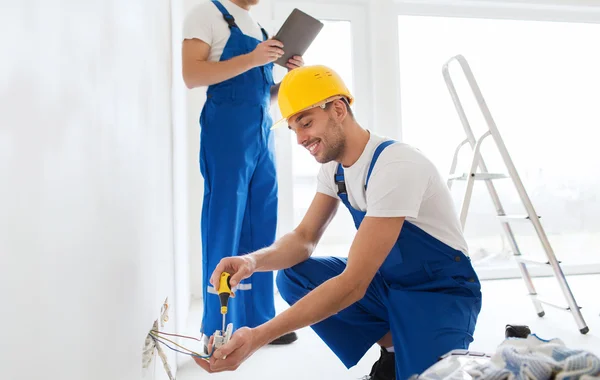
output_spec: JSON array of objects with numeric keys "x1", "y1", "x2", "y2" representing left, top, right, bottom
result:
[
  {"x1": 442, "y1": 54, "x2": 588, "y2": 333},
  {"x1": 442, "y1": 61, "x2": 509, "y2": 220},
  {"x1": 443, "y1": 59, "x2": 545, "y2": 317},
  {"x1": 448, "y1": 138, "x2": 469, "y2": 189},
  {"x1": 460, "y1": 131, "x2": 492, "y2": 227}
]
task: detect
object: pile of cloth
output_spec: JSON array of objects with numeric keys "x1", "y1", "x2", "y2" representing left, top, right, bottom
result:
[{"x1": 467, "y1": 334, "x2": 600, "y2": 380}]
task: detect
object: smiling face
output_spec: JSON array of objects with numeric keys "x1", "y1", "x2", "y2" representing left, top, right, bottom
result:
[{"x1": 288, "y1": 99, "x2": 349, "y2": 164}]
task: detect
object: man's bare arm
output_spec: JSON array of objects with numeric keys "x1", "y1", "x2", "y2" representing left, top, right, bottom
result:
[
  {"x1": 270, "y1": 82, "x2": 281, "y2": 103},
  {"x1": 209, "y1": 192, "x2": 339, "y2": 289},
  {"x1": 182, "y1": 38, "x2": 284, "y2": 89},
  {"x1": 252, "y1": 192, "x2": 339, "y2": 272},
  {"x1": 251, "y1": 216, "x2": 405, "y2": 346},
  {"x1": 181, "y1": 38, "x2": 253, "y2": 88}
]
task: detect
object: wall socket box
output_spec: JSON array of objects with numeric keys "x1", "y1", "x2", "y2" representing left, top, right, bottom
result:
[{"x1": 142, "y1": 298, "x2": 174, "y2": 379}]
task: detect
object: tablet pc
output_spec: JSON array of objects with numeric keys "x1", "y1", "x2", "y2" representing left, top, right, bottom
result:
[{"x1": 273, "y1": 8, "x2": 324, "y2": 68}]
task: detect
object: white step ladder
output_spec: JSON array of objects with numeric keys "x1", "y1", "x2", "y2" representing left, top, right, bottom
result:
[{"x1": 442, "y1": 54, "x2": 589, "y2": 334}]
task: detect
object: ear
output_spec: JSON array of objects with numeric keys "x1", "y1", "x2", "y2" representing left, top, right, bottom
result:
[{"x1": 331, "y1": 99, "x2": 348, "y2": 122}]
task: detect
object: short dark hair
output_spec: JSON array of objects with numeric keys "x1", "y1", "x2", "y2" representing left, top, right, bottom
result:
[{"x1": 324, "y1": 97, "x2": 354, "y2": 118}]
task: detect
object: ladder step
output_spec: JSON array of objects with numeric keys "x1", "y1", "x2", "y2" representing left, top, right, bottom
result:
[
  {"x1": 515, "y1": 256, "x2": 561, "y2": 266},
  {"x1": 448, "y1": 172, "x2": 509, "y2": 181},
  {"x1": 497, "y1": 214, "x2": 541, "y2": 222},
  {"x1": 530, "y1": 295, "x2": 581, "y2": 311}
]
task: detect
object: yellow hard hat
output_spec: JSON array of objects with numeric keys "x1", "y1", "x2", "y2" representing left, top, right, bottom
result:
[{"x1": 272, "y1": 65, "x2": 354, "y2": 129}]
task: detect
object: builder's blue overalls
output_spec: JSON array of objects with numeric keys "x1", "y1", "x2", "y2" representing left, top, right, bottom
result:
[
  {"x1": 276, "y1": 141, "x2": 483, "y2": 379},
  {"x1": 199, "y1": 0, "x2": 277, "y2": 337}
]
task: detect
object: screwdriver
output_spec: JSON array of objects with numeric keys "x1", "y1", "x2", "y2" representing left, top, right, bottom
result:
[{"x1": 217, "y1": 272, "x2": 232, "y2": 332}]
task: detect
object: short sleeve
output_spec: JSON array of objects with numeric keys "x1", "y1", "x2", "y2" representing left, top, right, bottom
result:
[
  {"x1": 365, "y1": 160, "x2": 431, "y2": 218},
  {"x1": 183, "y1": 5, "x2": 213, "y2": 45},
  {"x1": 316, "y1": 164, "x2": 338, "y2": 199}
]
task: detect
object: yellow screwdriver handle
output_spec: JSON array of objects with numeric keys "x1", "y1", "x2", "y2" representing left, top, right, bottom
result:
[{"x1": 218, "y1": 272, "x2": 232, "y2": 314}]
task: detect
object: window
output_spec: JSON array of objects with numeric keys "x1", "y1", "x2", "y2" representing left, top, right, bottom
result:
[
  {"x1": 397, "y1": 15, "x2": 600, "y2": 274},
  {"x1": 291, "y1": 20, "x2": 354, "y2": 181},
  {"x1": 273, "y1": 3, "x2": 369, "y2": 258},
  {"x1": 291, "y1": 20, "x2": 357, "y2": 258}
]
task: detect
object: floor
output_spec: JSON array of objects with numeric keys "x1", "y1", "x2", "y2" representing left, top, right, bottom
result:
[{"x1": 177, "y1": 274, "x2": 600, "y2": 380}]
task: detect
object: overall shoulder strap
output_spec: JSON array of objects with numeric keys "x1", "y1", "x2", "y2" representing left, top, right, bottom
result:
[
  {"x1": 335, "y1": 164, "x2": 347, "y2": 195},
  {"x1": 334, "y1": 163, "x2": 354, "y2": 210},
  {"x1": 258, "y1": 23, "x2": 269, "y2": 41},
  {"x1": 365, "y1": 140, "x2": 396, "y2": 190},
  {"x1": 211, "y1": 0, "x2": 238, "y2": 29}
]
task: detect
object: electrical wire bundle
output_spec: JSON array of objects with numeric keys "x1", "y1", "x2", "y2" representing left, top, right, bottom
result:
[{"x1": 149, "y1": 330, "x2": 213, "y2": 361}]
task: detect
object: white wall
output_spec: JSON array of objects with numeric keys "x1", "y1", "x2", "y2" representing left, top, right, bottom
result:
[
  {"x1": 1, "y1": 1, "x2": 179, "y2": 379},
  {"x1": 171, "y1": 0, "x2": 193, "y2": 368},
  {"x1": 184, "y1": 0, "x2": 207, "y2": 301}
]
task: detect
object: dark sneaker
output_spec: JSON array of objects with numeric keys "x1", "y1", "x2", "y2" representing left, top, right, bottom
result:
[
  {"x1": 505, "y1": 324, "x2": 531, "y2": 339},
  {"x1": 269, "y1": 331, "x2": 298, "y2": 345},
  {"x1": 361, "y1": 347, "x2": 396, "y2": 380}
]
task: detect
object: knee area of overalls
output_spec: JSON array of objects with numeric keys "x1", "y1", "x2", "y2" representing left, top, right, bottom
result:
[
  {"x1": 275, "y1": 269, "x2": 296, "y2": 303},
  {"x1": 275, "y1": 261, "x2": 315, "y2": 300}
]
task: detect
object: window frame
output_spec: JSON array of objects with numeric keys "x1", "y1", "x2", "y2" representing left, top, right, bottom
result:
[
  {"x1": 272, "y1": 1, "x2": 372, "y2": 237},
  {"x1": 393, "y1": 0, "x2": 600, "y2": 279}
]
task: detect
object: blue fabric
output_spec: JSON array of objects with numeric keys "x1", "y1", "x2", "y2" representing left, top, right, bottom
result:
[
  {"x1": 278, "y1": 140, "x2": 483, "y2": 379},
  {"x1": 199, "y1": 0, "x2": 277, "y2": 337},
  {"x1": 365, "y1": 139, "x2": 395, "y2": 189}
]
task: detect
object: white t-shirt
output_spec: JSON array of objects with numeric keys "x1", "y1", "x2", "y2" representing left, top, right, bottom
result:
[
  {"x1": 317, "y1": 132, "x2": 470, "y2": 255},
  {"x1": 183, "y1": 0, "x2": 264, "y2": 62}
]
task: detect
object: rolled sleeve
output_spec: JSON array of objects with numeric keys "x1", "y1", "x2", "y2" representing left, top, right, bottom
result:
[
  {"x1": 183, "y1": 5, "x2": 213, "y2": 45},
  {"x1": 316, "y1": 164, "x2": 338, "y2": 199}
]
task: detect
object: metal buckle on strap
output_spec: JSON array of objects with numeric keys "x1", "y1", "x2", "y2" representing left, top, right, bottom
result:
[
  {"x1": 223, "y1": 14, "x2": 237, "y2": 28},
  {"x1": 335, "y1": 178, "x2": 347, "y2": 195}
]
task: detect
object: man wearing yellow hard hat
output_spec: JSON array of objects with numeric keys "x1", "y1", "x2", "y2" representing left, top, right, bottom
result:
[{"x1": 196, "y1": 65, "x2": 482, "y2": 380}]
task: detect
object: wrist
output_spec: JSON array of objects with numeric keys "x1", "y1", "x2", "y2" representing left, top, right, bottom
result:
[
  {"x1": 244, "y1": 254, "x2": 257, "y2": 273},
  {"x1": 242, "y1": 53, "x2": 258, "y2": 69},
  {"x1": 253, "y1": 323, "x2": 277, "y2": 347}
]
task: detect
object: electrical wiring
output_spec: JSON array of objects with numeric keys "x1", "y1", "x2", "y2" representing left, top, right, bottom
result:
[
  {"x1": 150, "y1": 335, "x2": 212, "y2": 360},
  {"x1": 150, "y1": 330, "x2": 202, "y2": 342},
  {"x1": 149, "y1": 331, "x2": 214, "y2": 360},
  {"x1": 150, "y1": 332, "x2": 199, "y2": 355}
]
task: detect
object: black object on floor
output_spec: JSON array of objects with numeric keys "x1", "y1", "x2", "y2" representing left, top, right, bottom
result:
[
  {"x1": 269, "y1": 331, "x2": 298, "y2": 345},
  {"x1": 505, "y1": 324, "x2": 531, "y2": 338}
]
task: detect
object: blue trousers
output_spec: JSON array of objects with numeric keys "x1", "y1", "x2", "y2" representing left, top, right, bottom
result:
[{"x1": 276, "y1": 256, "x2": 482, "y2": 379}]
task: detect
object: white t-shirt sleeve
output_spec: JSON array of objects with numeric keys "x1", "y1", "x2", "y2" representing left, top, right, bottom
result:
[
  {"x1": 183, "y1": 4, "x2": 214, "y2": 45},
  {"x1": 316, "y1": 164, "x2": 338, "y2": 199},
  {"x1": 365, "y1": 159, "x2": 431, "y2": 218}
]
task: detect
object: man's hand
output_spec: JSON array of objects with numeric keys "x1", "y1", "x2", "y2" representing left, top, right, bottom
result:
[
  {"x1": 248, "y1": 39, "x2": 285, "y2": 67},
  {"x1": 210, "y1": 256, "x2": 256, "y2": 290},
  {"x1": 286, "y1": 55, "x2": 304, "y2": 72},
  {"x1": 193, "y1": 327, "x2": 263, "y2": 373}
]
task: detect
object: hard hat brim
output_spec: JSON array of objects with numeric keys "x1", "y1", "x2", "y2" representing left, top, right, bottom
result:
[
  {"x1": 270, "y1": 117, "x2": 288, "y2": 130},
  {"x1": 270, "y1": 95, "x2": 347, "y2": 131}
]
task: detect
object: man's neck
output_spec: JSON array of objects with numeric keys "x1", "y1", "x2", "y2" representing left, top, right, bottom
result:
[
  {"x1": 340, "y1": 123, "x2": 370, "y2": 168},
  {"x1": 229, "y1": 0, "x2": 251, "y2": 11}
]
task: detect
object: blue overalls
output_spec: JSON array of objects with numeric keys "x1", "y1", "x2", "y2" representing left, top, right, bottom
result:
[
  {"x1": 276, "y1": 141, "x2": 483, "y2": 379},
  {"x1": 199, "y1": 0, "x2": 277, "y2": 337}
]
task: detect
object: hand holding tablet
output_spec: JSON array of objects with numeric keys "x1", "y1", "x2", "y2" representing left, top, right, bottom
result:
[{"x1": 272, "y1": 9, "x2": 324, "y2": 68}]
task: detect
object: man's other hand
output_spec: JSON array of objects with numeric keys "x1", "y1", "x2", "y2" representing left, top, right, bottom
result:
[{"x1": 286, "y1": 55, "x2": 304, "y2": 72}]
